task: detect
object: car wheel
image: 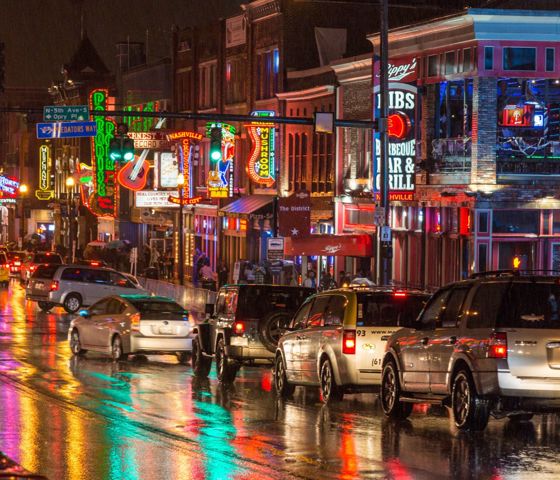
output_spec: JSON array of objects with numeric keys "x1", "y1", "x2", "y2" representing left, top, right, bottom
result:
[
  {"x1": 259, "y1": 311, "x2": 293, "y2": 352},
  {"x1": 176, "y1": 351, "x2": 191, "y2": 365},
  {"x1": 111, "y1": 335, "x2": 127, "y2": 362},
  {"x1": 380, "y1": 360, "x2": 413, "y2": 419},
  {"x1": 274, "y1": 354, "x2": 295, "y2": 398},
  {"x1": 38, "y1": 301, "x2": 54, "y2": 312},
  {"x1": 451, "y1": 370, "x2": 489, "y2": 431},
  {"x1": 63, "y1": 293, "x2": 82, "y2": 314},
  {"x1": 192, "y1": 335, "x2": 212, "y2": 377},
  {"x1": 320, "y1": 358, "x2": 343, "y2": 404},
  {"x1": 70, "y1": 329, "x2": 87, "y2": 356},
  {"x1": 216, "y1": 338, "x2": 238, "y2": 383},
  {"x1": 508, "y1": 413, "x2": 534, "y2": 423}
]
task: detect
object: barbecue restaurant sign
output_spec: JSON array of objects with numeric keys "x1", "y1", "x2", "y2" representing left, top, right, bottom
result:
[{"x1": 373, "y1": 56, "x2": 417, "y2": 201}]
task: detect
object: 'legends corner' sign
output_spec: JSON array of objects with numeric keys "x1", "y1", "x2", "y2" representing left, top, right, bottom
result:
[{"x1": 373, "y1": 57, "x2": 417, "y2": 202}]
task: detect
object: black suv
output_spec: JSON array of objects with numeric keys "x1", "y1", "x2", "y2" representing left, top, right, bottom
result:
[{"x1": 192, "y1": 284, "x2": 314, "y2": 382}]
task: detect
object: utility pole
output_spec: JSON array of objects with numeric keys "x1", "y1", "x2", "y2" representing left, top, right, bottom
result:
[{"x1": 177, "y1": 170, "x2": 185, "y2": 286}]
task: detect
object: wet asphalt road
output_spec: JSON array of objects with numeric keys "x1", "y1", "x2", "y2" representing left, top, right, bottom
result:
[{"x1": 1, "y1": 281, "x2": 560, "y2": 479}]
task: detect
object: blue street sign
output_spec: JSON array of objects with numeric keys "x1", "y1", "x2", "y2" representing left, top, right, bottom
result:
[
  {"x1": 43, "y1": 105, "x2": 89, "y2": 121},
  {"x1": 36, "y1": 121, "x2": 97, "y2": 139}
]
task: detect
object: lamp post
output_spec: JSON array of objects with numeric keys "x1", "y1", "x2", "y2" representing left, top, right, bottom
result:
[
  {"x1": 18, "y1": 184, "x2": 28, "y2": 247},
  {"x1": 66, "y1": 177, "x2": 75, "y2": 263},
  {"x1": 177, "y1": 172, "x2": 185, "y2": 286}
]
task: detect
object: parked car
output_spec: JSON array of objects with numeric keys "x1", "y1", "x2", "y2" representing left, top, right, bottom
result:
[
  {"x1": 68, "y1": 295, "x2": 193, "y2": 362},
  {"x1": 26, "y1": 264, "x2": 145, "y2": 313},
  {"x1": 192, "y1": 284, "x2": 315, "y2": 382},
  {"x1": 20, "y1": 252, "x2": 63, "y2": 284},
  {"x1": 0, "y1": 251, "x2": 9, "y2": 287},
  {"x1": 381, "y1": 270, "x2": 560, "y2": 431},
  {"x1": 6, "y1": 250, "x2": 26, "y2": 275},
  {"x1": 274, "y1": 287, "x2": 430, "y2": 403}
]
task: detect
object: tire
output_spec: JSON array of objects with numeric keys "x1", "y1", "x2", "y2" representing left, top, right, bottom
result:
[
  {"x1": 451, "y1": 370, "x2": 490, "y2": 431},
  {"x1": 111, "y1": 335, "x2": 127, "y2": 362},
  {"x1": 320, "y1": 358, "x2": 344, "y2": 404},
  {"x1": 274, "y1": 354, "x2": 295, "y2": 398},
  {"x1": 381, "y1": 360, "x2": 413, "y2": 419},
  {"x1": 70, "y1": 329, "x2": 87, "y2": 356},
  {"x1": 192, "y1": 335, "x2": 212, "y2": 377},
  {"x1": 38, "y1": 301, "x2": 54, "y2": 312},
  {"x1": 176, "y1": 351, "x2": 191, "y2": 365},
  {"x1": 259, "y1": 311, "x2": 293, "y2": 352},
  {"x1": 63, "y1": 293, "x2": 82, "y2": 314},
  {"x1": 508, "y1": 413, "x2": 534, "y2": 423},
  {"x1": 216, "y1": 338, "x2": 238, "y2": 383}
]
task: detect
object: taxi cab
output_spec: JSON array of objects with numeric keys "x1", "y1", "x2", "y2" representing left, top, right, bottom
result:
[
  {"x1": 274, "y1": 286, "x2": 430, "y2": 403},
  {"x1": 0, "y1": 251, "x2": 9, "y2": 287}
]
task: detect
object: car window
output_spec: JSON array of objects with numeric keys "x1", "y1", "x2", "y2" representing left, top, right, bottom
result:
[
  {"x1": 291, "y1": 299, "x2": 313, "y2": 330},
  {"x1": 324, "y1": 295, "x2": 346, "y2": 326},
  {"x1": 84, "y1": 269, "x2": 110, "y2": 285},
  {"x1": 34, "y1": 253, "x2": 62, "y2": 264},
  {"x1": 32, "y1": 265, "x2": 59, "y2": 279},
  {"x1": 236, "y1": 287, "x2": 314, "y2": 319},
  {"x1": 466, "y1": 283, "x2": 509, "y2": 329},
  {"x1": 128, "y1": 300, "x2": 187, "y2": 316},
  {"x1": 61, "y1": 268, "x2": 85, "y2": 282},
  {"x1": 307, "y1": 296, "x2": 330, "y2": 328},
  {"x1": 224, "y1": 290, "x2": 238, "y2": 315},
  {"x1": 417, "y1": 289, "x2": 451, "y2": 329},
  {"x1": 358, "y1": 293, "x2": 429, "y2": 327},
  {"x1": 440, "y1": 287, "x2": 470, "y2": 327},
  {"x1": 89, "y1": 299, "x2": 111, "y2": 316},
  {"x1": 109, "y1": 272, "x2": 134, "y2": 288}
]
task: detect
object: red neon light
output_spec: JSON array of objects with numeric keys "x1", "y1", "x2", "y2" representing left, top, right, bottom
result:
[
  {"x1": 246, "y1": 125, "x2": 275, "y2": 187},
  {"x1": 388, "y1": 112, "x2": 411, "y2": 139},
  {"x1": 117, "y1": 158, "x2": 150, "y2": 191}
]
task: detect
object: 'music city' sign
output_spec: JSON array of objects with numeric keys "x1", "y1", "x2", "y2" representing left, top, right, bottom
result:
[{"x1": 373, "y1": 57, "x2": 417, "y2": 202}]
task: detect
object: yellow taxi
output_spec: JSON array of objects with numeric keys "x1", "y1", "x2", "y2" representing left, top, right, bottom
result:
[{"x1": 0, "y1": 252, "x2": 10, "y2": 287}]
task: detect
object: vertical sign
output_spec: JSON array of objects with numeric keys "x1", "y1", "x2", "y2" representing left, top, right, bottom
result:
[
  {"x1": 373, "y1": 57, "x2": 417, "y2": 201},
  {"x1": 89, "y1": 88, "x2": 117, "y2": 217},
  {"x1": 246, "y1": 110, "x2": 276, "y2": 187},
  {"x1": 205, "y1": 122, "x2": 236, "y2": 198},
  {"x1": 166, "y1": 131, "x2": 204, "y2": 198},
  {"x1": 35, "y1": 144, "x2": 55, "y2": 200}
]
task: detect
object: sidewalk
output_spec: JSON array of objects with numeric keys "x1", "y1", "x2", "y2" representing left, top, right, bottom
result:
[{"x1": 139, "y1": 277, "x2": 217, "y2": 314}]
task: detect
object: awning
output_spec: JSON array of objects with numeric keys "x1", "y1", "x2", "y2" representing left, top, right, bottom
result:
[
  {"x1": 219, "y1": 195, "x2": 274, "y2": 218},
  {"x1": 284, "y1": 234, "x2": 373, "y2": 257}
]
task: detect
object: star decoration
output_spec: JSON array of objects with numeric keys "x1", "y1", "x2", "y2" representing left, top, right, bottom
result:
[{"x1": 290, "y1": 227, "x2": 299, "y2": 236}]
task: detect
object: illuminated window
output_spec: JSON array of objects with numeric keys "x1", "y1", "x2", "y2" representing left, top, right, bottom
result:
[{"x1": 503, "y1": 47, "x2": 536, "y2": 71}]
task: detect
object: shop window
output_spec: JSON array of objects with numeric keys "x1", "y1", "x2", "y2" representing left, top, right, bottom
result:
[
  {"x1": 445, "y1": 51, "x2": 455, "y2": 75},
  {"x1": 478, "y1": 211, "x2": 489, "y2": 234},
  {"x1": 288, "y1": 132, "x2": 309, "y2": 192},
  {"x1": 484, "y1": 47, "x2": 493, "y2": 70},
  {"x1": 435, "y1": 80, "x2": 473, "y2": 139},
  {"x1": 493, "y1": 210, "x2": 539, "y2": 234},
  {"x1": 428, "y1": 55, "x2": 438, "y2": 77},
  {"x1": 478, "y1": 243, "x2": 488, "y2": 272},
  {"x1": 498, "y1": 241, "x2": 534, "y2": 270},
  {"x1": 463, "y1": 48, "x2": 472, "y2": 72},
  {"x1": 546, "y1": 48, "x2": 555, "y2": 72},
  {"x1": 503, "y1": 47, "x2": 536, "y2": 71}
]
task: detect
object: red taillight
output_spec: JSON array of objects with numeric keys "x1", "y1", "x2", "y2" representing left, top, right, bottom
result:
[
  {"x1": 30, "y1": 265, "x2": 36, "y2": 272},
  {"x1": 50, "y1": 281, "x2": 59, "y2": 292},
  {"x1": 233, "y1": 321, "x2": 245, "y2": 335},
  {"x1": 489, "y1": 332, "x2": 508, "y2": 359},
  {"x1": 91, "y1": 261, "x2": 100, "y2": 266},
  {"x1": 342, "y1": 329, "x2": 356, "y2": 355},
  {"x1": 394, "y1": 291, "x2": 407, "y2": 298},
  {"x1": 130, "y1": 313, "x2": 141, "y2": 331}
]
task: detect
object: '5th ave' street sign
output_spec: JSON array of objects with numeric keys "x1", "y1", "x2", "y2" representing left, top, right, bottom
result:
[{"x1": 43, "y1": 105, "x2": 89, "y2": 121}]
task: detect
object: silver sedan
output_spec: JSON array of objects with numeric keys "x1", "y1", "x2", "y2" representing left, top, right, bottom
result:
[{"x1": 68, "y1": 294, "x2": 193, "y2": 362}]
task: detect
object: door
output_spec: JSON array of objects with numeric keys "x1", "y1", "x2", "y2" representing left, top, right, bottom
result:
[
  {"x1": 428, "y1": 286, "x2": 471, "y2": 394},
  {"x1": 81, "y1": 298, "x2": 111, "y2": 347},
  {"x1": 96, "y1": 298, "x2": 128, "y2": 349},
  {"x1": 283, "y1": 299, "x2": 313, "y2": 382},
  {"x1": 300, "y1": 295, "x2": 330, "y2": 384},
  {"x1": 82, "y1": 269, "x2": 112, "y2": 304},
  {"x1": 400, "y1": 289, "x2": 450, "y2": 393}
]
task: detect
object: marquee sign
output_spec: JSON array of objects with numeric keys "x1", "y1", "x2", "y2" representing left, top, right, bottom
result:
[
  {"x1": 373, "y1": 56, "x2": 417, "y2": 202},
  {"x1": 89, "y1": 88, "x2": 118, "y2": 217},
  {"x1": 0, "y1": 175, "x2": 19, "y2": 199},
  {"x1": 246, "y1": 111, "x2": 276, "y2": 188},
  {"x1": 166, "y1": 131, "x2": 204, "y2": 199},
  {"x1": 36, "y1": 144, "x2": 55, "y2": 200},
  {"x1": 206, "y1": 122, "x2": 236, "y2": 198}
]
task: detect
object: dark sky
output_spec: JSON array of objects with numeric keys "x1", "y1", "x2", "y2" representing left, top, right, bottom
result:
[{"x1": 0, "y1": 0, "x2": 243, "y2": 90}]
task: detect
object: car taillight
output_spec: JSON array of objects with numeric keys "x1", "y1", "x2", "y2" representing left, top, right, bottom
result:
[
  {"x1": 14, "y1": 261, "x2": 21, "y2": 266},
  {"x1": 50, "y1": 281, "x2": 59, "y2": 292},
  {"x1": 30, "y1": 265, "x2": 36, "y2": 272},
  {"x1": 233, "y1": 321, "x2": 245, "y2": 335},
  {"x1": 394, "y1": 291, "x2": 407, "y2": 298},
  {"x1": 488, "y1": 332, "x2": 508, "y2": 359},
  {"x1": 130, "y1": 313, "x2": 141, "y2": 331},
  {"x1": 342, "y1": 329, "x2": 356, "y2": 355}
]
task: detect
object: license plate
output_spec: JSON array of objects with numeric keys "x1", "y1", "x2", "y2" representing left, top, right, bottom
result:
[
  {"x1": 159, "y1": 326, "x2": 173, "y2": 335},
  {"x1": 35, "y1": 282, "x2": 45, "y2": 290}
]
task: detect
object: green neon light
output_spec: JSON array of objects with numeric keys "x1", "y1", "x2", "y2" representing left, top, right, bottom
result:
[{"x1": 123, "y1": 101, "x2": 159, "y2": 132}]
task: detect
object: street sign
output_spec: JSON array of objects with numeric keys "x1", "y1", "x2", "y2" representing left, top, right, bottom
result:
[
  {"x1": 267, "y1": 237, "x2": 285, "y2": 261},
  {"x1": 43, "y1": 105, "x2": 89, "y2": 122},
  {"x1": 373, "y1": 207, "x2": 386, "y2": 226},
  {"x1": 381, "y1": 226, "x2": 392, "y2": 242},
  {"x1": 36, "y1": 121, "x2": 97, "y2": 139}
]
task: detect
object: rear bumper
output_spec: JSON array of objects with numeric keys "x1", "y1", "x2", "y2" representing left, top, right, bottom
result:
[
  {"x1": 497, "y1": 370, "x2": 560, "y2": 398},
  {"x1": 26, "y1": 293, "x2": 50, "y2": 302},
  {"x1": 130, "y1": 335, "x2": 193, "y2": 353},
  {"x1": 226, "y1": 343, "x2": 275, "y2": 361}
]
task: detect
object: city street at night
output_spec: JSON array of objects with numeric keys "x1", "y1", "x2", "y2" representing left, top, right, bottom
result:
[{"x1": 1, "y1": 280, "x2": 560, "y2": 480}]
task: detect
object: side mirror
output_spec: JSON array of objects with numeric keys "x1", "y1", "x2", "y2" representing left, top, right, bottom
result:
[
  {"x1": 204, "y1": 303, "x2": 214, "y2": 316},
  {"x1": 78, "y1": 309, "x2": 90, "y2": 318}
]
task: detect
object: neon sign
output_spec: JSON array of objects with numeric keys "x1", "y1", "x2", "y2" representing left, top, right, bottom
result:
[
  {"x1": 246, "y1": 111, "x2": 276, "y2": 187},
  {"x1": 123, "y1": 100, "x2": 165, "y2": 133},
  {"x1": 205, "y1": 122, "x2": 236, "y2": 198},
  {"x1": 166, "y1": 131, "x2": 204, "y2": 198},
  {"x1": 0, "y1": 175, "x2": 20, "y2": 199},
  {"x1": 89, "y1": 88, "x2": 117, "y2": 217},
  {"x1": 35, "y1": 144, "x2": 55, "y2": 200}
]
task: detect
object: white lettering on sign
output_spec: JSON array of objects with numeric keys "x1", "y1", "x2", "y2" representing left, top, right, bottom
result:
[{"x1": 387, "y1": 58, "x2": 417, "y2": 81}]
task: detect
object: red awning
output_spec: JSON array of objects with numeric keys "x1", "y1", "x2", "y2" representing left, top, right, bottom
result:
[{"x1": 284, "y1": 234, "x2": 373, "y2": 257}]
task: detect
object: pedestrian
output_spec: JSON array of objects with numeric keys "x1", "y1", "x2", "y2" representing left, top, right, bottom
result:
[
  {"x1": 339, "y1": 270, "x2": 351, "y2": 287},
  {"x1": 217, "y1": 260, "x2": 229, "y2": 288},
  {"x1": 254, "y1": 263, "x2": 266, "y2": 284},
  {"x1": 164, "y1": 249, "x2": 173, "y2": 280},
  {"x1": 199, "y1": 258, "x2": 216, "y2": 291},
  {"x1": 303, "y1": 270, "x2": 317, "y2": 289},
  {"x1": 320, "y1": 272, "x2": 337, "y2": 291},
  {"x1": 245, "y1": 262, "x2": 256, "y2": 283}
]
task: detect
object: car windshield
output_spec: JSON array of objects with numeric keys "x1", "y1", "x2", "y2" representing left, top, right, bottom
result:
[
  {"x1": 129, "y1": 300, "x2": 187, "y2": 316},
  {"x1": 31, "y1": 265, "x2": 59, "y2": 279},
  {"x1": 34, "y1": 254, "x2": 62, "y2": 264},
  {"x1": 236, "y1": 287, "x2": 314, "y2": 319},
  {"x1": 357, "y1": 292, "x2": 429, "y2": 327}
]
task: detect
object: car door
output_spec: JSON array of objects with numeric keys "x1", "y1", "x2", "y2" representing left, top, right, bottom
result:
[
  {"x1": 283, "y1": 298, "x2": 314, "y2": 382},
  {"x1": 300, "y1": 295, "x2": 331, "y2": 384},
  {"x1": 80, "y1": 298, "x2": 111, "y2": 347},
  {"x1": 96, "y1": 298, "x2": 128, "y2": 348},
  {"x1": 83, "y1": 269, "x2": 112, "y2": 304},
  {"x1": 428, "y1": 286, "x2": 471, "y2": 394},
  {"x1": 400, "y1": 288, "x2": 451, "y2": 393}
]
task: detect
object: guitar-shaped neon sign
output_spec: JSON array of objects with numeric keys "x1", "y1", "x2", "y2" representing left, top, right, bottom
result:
[{"x1": 117, "y1": 117, "x2": 166, "y2": 191}]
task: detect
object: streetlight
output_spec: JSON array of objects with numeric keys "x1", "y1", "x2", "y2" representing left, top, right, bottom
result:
[
  {"x1": 18, "y1": 184, "x2": 28, "y2": 246},
  {"x1": 177, "y1": 172, "x2": 185, "y2": 286},
  {"x1": 66, "y1": 177, "x2": 75, "y2": 263}
]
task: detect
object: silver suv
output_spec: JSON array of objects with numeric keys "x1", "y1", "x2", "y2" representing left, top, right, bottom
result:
[
  {"x1": 26, "y1": 264, "x2": 145, "y2": 313},
  {"x1": 381, "y1": 271, "x2": 560, "y2": 430},
  {"x1": 274, "y1": 287, "x2": 430, "y2": 403}
]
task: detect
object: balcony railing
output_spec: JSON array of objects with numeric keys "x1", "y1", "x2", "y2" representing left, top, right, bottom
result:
[{"x1": 430, "y1": 137, "x2": 471, "y2": 173}]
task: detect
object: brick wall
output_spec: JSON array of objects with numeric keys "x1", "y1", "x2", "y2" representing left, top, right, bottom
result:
[{"x1": 471, "y1": 76, "x2": 497, "y2": 185}]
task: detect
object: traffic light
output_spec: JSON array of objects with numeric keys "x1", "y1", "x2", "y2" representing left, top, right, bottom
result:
[
  {"x1": 209, "y1": 127, "x2": 222, "y2": 162},
  {"x1": 122, "y1": 137, "x2": 135, "y2": 161},
  {"x1": 109, "y1": 136, "x2": 135, "y2": 162},
  {"x1": 109, "y1": 138, "x2": 122, "y2": 161}
]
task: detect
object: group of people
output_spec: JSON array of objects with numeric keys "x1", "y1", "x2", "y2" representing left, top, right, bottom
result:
[
  {"x1": 143, "y1": 245, "x2": 174, "y2": 280},
  {"x1": 302, "y1": 269, "x2": 367, "y2": 291}
]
